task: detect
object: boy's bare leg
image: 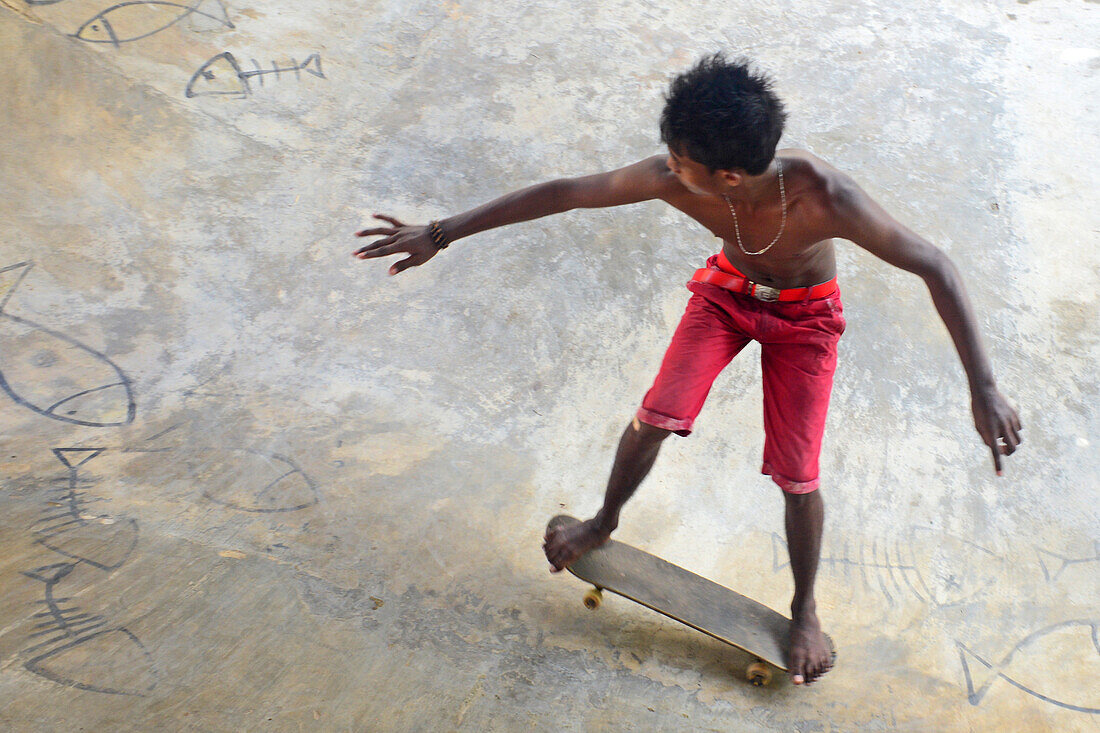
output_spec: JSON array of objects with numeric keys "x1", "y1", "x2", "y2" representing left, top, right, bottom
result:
[
  {"x1": 542, "y1": 419, "x2": 832, "y2": 684},
  {"x1": 543, "y1": 419, "x2": 671, "y2": 571},
  {"x1": 784, "y1": 489, "x2": 833, "y2": 684}
]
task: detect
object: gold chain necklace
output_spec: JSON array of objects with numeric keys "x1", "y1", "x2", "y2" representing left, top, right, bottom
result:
[{"x1": 721, "y1": 158, "x2": 786, "y2": 257}]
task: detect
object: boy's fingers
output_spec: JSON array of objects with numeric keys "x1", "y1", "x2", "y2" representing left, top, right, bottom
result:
[
  {"x1": 356, "y1": 242, "x2": 399, "y2": 259},
  {"x1": 354, "y1": 243, "x2": 386, "y2": 257},
  {"x1": 356, "y1": 227, "x2": 397, "y2": 237},
  {"x1": 373, "y1": 214, "x2": 406, "y2": 227},
  {"x1": 355, "y1": 235, "x2": 398, "y2": 252},
  {"x1": 991, "y1": 443, "x2": 1003, "y2": 475}
]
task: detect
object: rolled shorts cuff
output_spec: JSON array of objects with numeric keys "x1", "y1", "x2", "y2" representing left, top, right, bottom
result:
[
  {"x1": 761, "y1": 462, "x2": 820, "y2": 494},
  {"x1": 636, "y1": 407, "x2": 693, "y2": 437}
]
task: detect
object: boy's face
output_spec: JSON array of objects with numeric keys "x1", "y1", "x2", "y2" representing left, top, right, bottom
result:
[{"x1": 666, "y1": 148, "x2": 740, "y2": 196}]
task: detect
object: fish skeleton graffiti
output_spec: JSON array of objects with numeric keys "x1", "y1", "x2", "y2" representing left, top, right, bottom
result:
[
  {"x1": 0, "y1": 263, "x2": 135, "y2": 427},
  {"x1": 771, "y1": 527, "x2": 1005, "y2": 608},
  {"x1": 186, "y1": 51, "x2": 325, "y2": 98},
  {"x1": 1036, "y1": 542, "x2": 1100, "y2": 583},
  {"x1": 35, "y1": 448, "x2": 139, "y2": 570},
  {"x1": 22, "y1": 562, "x2": 156, "y2": 696},
  {"x1": 20, "y1": 448, "x2": 156, "y2": 696},
  {"x1": 117, "y1": 424, "x2": 323, "y2": 512},
  {"x1": 957, "y1": 621, "x2": 1100, "y2": 714},
  {"x1": 195, "y1": 448, "x2": 321, "y2": 513},
  {"x1": 72, "y1": 0, "x2": 233, "y2": 46}
]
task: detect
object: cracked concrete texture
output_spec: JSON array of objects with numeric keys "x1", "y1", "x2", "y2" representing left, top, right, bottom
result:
[{"x1": 0, "y1": 0, "x2": 1098, "y2": 730}]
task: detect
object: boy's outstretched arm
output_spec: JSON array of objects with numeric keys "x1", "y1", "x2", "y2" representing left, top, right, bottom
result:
[
  {"x1": 830, "y1": 174, "x2": 1022, "y2": 475},
  {"x1": 354, "y1": 156, "x2": 669, "y2": 275}
]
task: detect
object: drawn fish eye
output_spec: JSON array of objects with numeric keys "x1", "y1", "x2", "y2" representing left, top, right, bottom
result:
[
  {"x1": 91, "y1": 24, "x2": 99, "y2": 31},
  {"x1": 203, "y1": 71, "x2": 216, "y2": 80}
]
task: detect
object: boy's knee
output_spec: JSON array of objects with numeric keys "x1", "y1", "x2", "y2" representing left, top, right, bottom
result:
[
  {"x1": 783, "y1": 488, "x2": 822, "y2": 507},
  {"x1": 632, "y1": 417, "x2": 672, "y2": 442}
]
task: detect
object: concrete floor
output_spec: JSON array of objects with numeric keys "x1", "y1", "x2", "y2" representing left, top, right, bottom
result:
[{"x1": 1, "y1": 0, "x2": 1098, "y2": 730}]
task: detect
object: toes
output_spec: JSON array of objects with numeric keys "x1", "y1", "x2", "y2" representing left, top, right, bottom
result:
[
  {"x1": 790, "y1": 648, "x2": 835, "y2": 686},
  {"x1": 543, "y1": 526, "x2": 578, "y2": 574},
  {"x1": 790, "y1": 655, "x2": 806, "y2": 685},
  {"x1": 550, "y1": 548, "x2": 568, "y2": 570},
  {"x1": 806, "y1": 652, "x2": 833, "y2": 684}
]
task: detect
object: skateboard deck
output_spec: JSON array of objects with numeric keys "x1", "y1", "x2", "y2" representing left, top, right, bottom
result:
[{"x1": 548, "y1": 514, "x2": 832, "y2": 685}]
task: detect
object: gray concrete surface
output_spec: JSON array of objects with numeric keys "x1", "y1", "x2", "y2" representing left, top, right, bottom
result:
[{"x1": 1, "y1": 0, "x2": 1098, "y2": 729}]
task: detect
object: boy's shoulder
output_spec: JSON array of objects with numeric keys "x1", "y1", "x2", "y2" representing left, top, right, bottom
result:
[
  {"x1": 781, "y1": 149, "x2": 852, "y2": 191},
  {"x1": 632, "y1": 154, "x2": 692, "y2": 199},
  {"x1": 781, "y1": 149, "x2": 864, "y2": 217}
]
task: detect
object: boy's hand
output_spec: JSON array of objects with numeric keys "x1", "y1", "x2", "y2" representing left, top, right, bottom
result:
[
  {"x1": 354, "y1": 214, "x2": 440, "y2": 275},
  {"x1": 971, "y1": 386, "x2": 1022, "y2": 476}
]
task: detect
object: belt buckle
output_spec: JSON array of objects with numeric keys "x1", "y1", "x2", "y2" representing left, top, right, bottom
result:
[{"x1": 751, "y1": 282, "x2": 780, "y2": 302}]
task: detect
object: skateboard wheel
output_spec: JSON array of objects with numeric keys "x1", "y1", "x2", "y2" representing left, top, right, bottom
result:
[
  {"x1": 746, "y1": 661, "x2": 772, "y2": 687},
  {"x1": 583, "y1": 587, "x2": 603, "y2": 610}
]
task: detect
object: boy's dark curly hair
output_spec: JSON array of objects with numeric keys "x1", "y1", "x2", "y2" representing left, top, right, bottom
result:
[{"x1": 659, "y1": 53, "x2": 787, "y2": 176}]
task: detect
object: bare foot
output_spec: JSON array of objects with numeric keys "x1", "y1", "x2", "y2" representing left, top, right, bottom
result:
[
  {"x1": 543, "y1": 518, "x2": 612, "y2": 572},
  {"x1": 788, "y1": 610, "x2": 834, "y2": 685}
]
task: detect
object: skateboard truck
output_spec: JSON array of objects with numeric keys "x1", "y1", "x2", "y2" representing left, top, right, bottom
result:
[{"x1": 745, "y1": 661, "x2": 772, "y2": 686}]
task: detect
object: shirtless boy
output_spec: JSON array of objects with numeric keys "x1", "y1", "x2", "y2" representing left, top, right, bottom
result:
[{"x1": 353, "y1": 54, "x2": 1022, "y2": 685}]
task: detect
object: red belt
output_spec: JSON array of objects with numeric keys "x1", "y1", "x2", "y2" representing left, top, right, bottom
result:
[{"x1": 690, "y1": 267, "x2": 838, "y2": 302}]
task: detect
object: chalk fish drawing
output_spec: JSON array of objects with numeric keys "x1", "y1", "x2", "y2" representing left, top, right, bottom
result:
[
  {"x1": 957, "y1": 621, "x2": 1100, "y2": 713},
  {"x1": 72, "y1": 0, "x2": 233, "y2": 46},
  {"x1": 186, "y1": 51, "x2": 325, "y2": 98},
  {"x1": 26, "y1": 0, "x2": 69, "y2": 5},
  {"x1": 0, "y1": 263, "x2": 135, "y2": 427},
  {"x1": 34, "y1": 448, "x2": 139, "y2": 570},
  {"x1": 1036, "y1": 542, "x2": 1100, "y2": 583},
  {"x1": 115, "y1": 426, "x2": 320, "y2": 511},
  {"x1": 22, "y1": 562, "x2": 156, "y2": 696},
  {"x1": 195, "y1": 449, "x2": 320, "y2": 513},
  {"x1": 772, "y1": 527, "x2": 1004, "y2": 608}
]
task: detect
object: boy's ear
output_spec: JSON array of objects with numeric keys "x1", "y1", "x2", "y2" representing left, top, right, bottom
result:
[{"x1": 720, "y1": 169, "x2": 744, "y2": 187}]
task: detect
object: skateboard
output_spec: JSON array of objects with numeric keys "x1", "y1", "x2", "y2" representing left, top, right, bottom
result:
[{"x1": 546, "y1": 514, "x2": 834, "y2": 686}]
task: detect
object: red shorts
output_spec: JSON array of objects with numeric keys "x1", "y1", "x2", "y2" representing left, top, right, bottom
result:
[{"x1": 637, "y1": 255, "x2": 846, "y2": 494}]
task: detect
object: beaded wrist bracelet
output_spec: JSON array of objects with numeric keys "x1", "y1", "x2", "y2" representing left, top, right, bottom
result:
[{"x1": 428, "y1": 220, "x2": 450, "y2": 250}]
